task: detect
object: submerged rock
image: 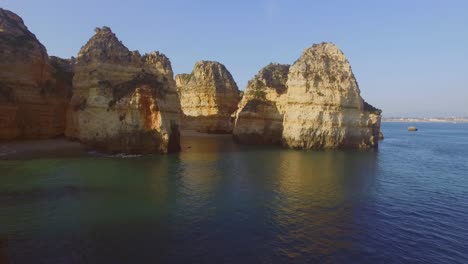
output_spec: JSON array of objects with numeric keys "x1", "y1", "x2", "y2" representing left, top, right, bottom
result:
[
  {"x1": 233, "y1": 63, "x2": 290, "y2": 144},
  {"x1": 282, "y1": 43, "x2": 381, "y2": 149},
  {"x1": 379, "y1": 131, "x2": 384, "y2": 140},
  {"x1": 176, "y1": 61, "x2": 240, "y2": 133},
  {"x1": 65, "y1": 27, "x2": 181, "y2": 154},
  {"x1": 0, "y1": 8, "x2": 70, "y2": 139}
]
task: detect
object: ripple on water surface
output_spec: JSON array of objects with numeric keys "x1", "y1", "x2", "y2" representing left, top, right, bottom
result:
[{"x1": 0, "y1": 123, "x2": 468, "y2": 263}]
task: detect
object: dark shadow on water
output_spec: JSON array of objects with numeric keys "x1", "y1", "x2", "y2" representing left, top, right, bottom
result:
[
  {"x1": 0, "y1": 238, "x2": 8, "y2": 264},
  {"x1": 0, "y1": 185, "x2": 115, "y2": 205}
]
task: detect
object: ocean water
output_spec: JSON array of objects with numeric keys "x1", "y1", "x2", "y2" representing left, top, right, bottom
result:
[{"x1": 0, "y1": 123, "x2": 467, "y2": 263}]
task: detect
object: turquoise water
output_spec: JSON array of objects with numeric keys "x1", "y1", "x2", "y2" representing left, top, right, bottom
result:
[{"x1": 0, "y1": 123, "x2": 467, "y2": 263}]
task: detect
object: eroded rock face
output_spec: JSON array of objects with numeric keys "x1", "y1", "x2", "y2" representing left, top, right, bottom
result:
[
  {"x1": 49, "y1": 56, "x2": 74, "y2": 98},
  {"x1": 233, "y1": 64, "x2": 290, "y2": 144},
  {"x1": 282, "y1": 43, "x2": 381, "y2": 149},
  {"x1": 176, "y1": 61, "x2": 240, "y2": 133},
  {"x1": 0, "y1": 8, "x2": 69, "y2": 139},
  {"x1": 65, "y1": 27, "x2": 181, "y2": 153}
]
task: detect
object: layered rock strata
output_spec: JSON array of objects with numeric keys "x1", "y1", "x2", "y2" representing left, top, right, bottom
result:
[
  {"x1": 176, "y1": 61, "x2": 240, "y2": 133},
  {"x1": 1, "y1": 8, "x2": 381, "y2": 151},
  {"x1": 282, "y1": 43, "x2": 381, "y2": 149},
  {"x1": 233, "y1": 64, "x2": 290, "y2": 144},
  {"x1": 0, "y1": 8, "x2": 70, "y2": 139},
  {"x1": 65, "y1": 27, "x2": 181, "y2": 153}
]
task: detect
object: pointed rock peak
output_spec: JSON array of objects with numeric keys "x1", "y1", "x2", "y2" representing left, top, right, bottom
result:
[
  {"x1": 257, "y1": 63, "x2": 290, "y2": 81},
  {"x1": 301, "y1": 42, "x2": 345, "y2": 59},
  {"x1": 144, "y1": 51, "x2": 172, "y2": 69},
  {"x1": 248, "y1": 63, "x2": 290, "y2": 94},
  {"x1": 307, "y1": 42, "x2": 342, "y2": 53},
  {"x1": 94, "y1": 26, "x2": 113, "y2": 34},
  {"x1": 293, "y1": 42, "x2": 354, "y2": 82},
  {"x1": 77, "y1": 26, "x2": 132, "y2": 63},
  {"x1": 142, "y1": 51, "x2": 174, "y2": 79},
  {"x1": 194, "y1": 61, "x2": 238, "y2": 79},
  {"x1": 88, "y1": 26, "x2": 121, "y2": 45},
  {"x1": 0, "y1": 8, "x2": 25, "y2": 29},
  {"x1": 0, "y1": 8, "x2": 47, "y2": 57},
  {"x1": 0, "y1": 8, "x2": 39, "y2": 42},
  {"x1": 261, "y1": 63, "x2": 290, "y2": 72},
  {"x1": 83, "y1": 26, "x2": 127, "y2": 51},
  {"x1": 195, "y1": 60, "x2": 221, "y2": 66},
  {"x1": 193, "y1": 60, "x2": 227, "y2": 73},
  {"x1": 192, "y1": 60, "x2": 237, "y2": 86}
]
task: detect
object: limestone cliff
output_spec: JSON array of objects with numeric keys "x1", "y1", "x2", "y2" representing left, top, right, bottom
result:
[
  {"x1": 233, "y1": 64, "x2": 290, "y2": 144},
  {"x1": 0, "y1": 8, "x2": 69, "y2": 139},
  {"x1": 282, "y1": 43, "x2": 381, "y2": 149},
  {"x1": 65, "y1": 27, "x2": 181, "y2": 153},
  {"x1": 176, "y1": 61, "x2": 240, "y2": 133},
  {"x1": 49, "y1": 56, "x2": 74, "y2": 98}
]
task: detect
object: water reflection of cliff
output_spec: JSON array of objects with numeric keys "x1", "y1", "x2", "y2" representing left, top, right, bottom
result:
[
  {"x1": 270, "y1": 150, "x2": 379, "y2": 260},
  {"x1": 0, "y1": 134, "x2": 380, "y2": 262},
  {"x1": 176, "y1": 134, "x2": 379, "y2": 261},
  {"x1": 176, "y1": 134, "x2": 226, "y2": 216}
]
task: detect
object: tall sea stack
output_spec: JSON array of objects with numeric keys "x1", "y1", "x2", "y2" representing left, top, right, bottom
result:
[
  {"x1": 65, "y1": 27, "x2": 181, "y2": 153},
  {"x1": 176, "y1": 61, "x2": 240, "y2": 133},
  {"x1": 0, "y1": 8, "x2": 70, "y2": 139},
  {"x1": 282, "y1": 43, "x2": 381, "y2": 149},
  {"x1": 233, "y1": 63, "x2": 290, "y2": 144}
]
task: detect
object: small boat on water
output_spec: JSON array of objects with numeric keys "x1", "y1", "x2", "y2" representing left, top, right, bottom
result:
[{"x1": 408, "y1": 126, "x2": 418, "y2": 131}]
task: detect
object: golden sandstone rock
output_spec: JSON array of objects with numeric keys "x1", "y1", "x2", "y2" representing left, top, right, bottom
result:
[
  {"x1": 0, "y1": 8, "x2": 70, "y2": 139},
  {"x1": 176, "y1": 61, "x2": 240, "y2": 133},
  {"x1": 1, "y1": 8, "x2": 382, "y2": 152},
  {"x1": 233, "y1": 43, "x2": 381, "y2": 149},
  {"x1": 233, "y1": 64, "x2": 289, "y2": 144},
  {"x1": 65, "y1": 27, "x2": 181, "y2": 153},
  {"x1": 282, "y1": 43, "x2": 381, "y2": 149}
]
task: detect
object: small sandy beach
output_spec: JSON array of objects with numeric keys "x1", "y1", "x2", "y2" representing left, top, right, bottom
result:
[
  {"x1": 0, "y1": 138, "x2": 87, "y2": 159},
  {"x1": 0, "y1": 131, "x2": 232, "y2": 159}
]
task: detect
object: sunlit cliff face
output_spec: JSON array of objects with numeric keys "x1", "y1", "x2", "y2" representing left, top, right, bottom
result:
[{"x1": 176, "y1": 61, "x2": 240, "y2": 133}]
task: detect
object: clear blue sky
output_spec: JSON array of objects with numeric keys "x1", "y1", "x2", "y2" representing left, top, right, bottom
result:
[{"x1": 2, "y1": 0, "x2": 467, "y2": 117}]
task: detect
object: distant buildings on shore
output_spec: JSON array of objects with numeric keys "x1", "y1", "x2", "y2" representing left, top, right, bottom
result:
[{"x1": 382, "y1": 117, "x2": 468, "y2": 123}]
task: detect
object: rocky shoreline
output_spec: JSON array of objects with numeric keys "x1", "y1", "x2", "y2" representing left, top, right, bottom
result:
[
  {"x1": 0, "y1": 138, "x2": 86, "y2": 159},
  {"x1": 0, "y1": 8, "x2": 382, "y2": 154}
]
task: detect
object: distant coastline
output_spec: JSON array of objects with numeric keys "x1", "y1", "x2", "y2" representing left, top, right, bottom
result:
[{"x1": 382, "y1": 117, "x2": 468, "y2": 123}]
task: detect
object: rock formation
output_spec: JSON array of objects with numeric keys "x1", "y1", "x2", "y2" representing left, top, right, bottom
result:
[
  {"x1": 49, "y1": 56, "x2": 74, "y2": 94},
  {"x1": 379, "y1": 131, "x2": 384, "y2": 140},
  {"x1": 65, "y1": 27, "x2": 181, "y2": 153},
  {"x1": 233, "y1": 63, "x2": 290, "y2": 144},
  {"x1": 0, "y1": 8, "x2": 70, "y2": 139},
  {"x1": 176, "y1": 61, "x2": 240, "y2": 133},
  {"x1": 1, "y1": 8, "x2": 381, "y2": 151},
  {"x1": 282, "y1": 43, "x2": 381, "y2": 149}
]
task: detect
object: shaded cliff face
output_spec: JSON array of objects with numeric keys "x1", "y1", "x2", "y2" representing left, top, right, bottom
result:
[
  {"x1": 49, "y1": 56, "x2": 74, "y2": 98},
  {"x1": 0, "y1": 8, "x2": 69, "y2": 139},
  {"x1": 233, "y1": 64, "x2": 290, "y2": 144},
  {"x1": 176, "y1": 61, "x2": 240, "y2": 133},
  {"x1": 282, "y1": 43, "x2": 381, "y2": 149},
  {"x1": 65, "y1": 27, "x2": 181, "y2": 154}
]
